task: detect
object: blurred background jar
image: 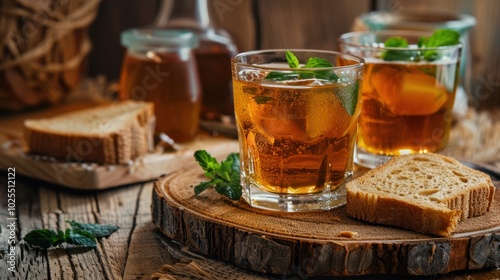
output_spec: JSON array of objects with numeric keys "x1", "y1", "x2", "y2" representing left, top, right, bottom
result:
[
  {"x1": 153, "y1": 0, "x2": 238, "y2": 122},
  {"x1": 119, "y1": 29, "x2": 201, "y2": 142}
]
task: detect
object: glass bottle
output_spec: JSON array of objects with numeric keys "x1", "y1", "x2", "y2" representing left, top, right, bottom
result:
[
  {"x1": 119, "y1": 29, "x2": 202, "y2": 142},
  {"x1": 153, "y1": 0, "x2": 238, "y2": 121}
]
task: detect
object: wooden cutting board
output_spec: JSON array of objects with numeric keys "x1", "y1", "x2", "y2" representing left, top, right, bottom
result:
[
  {"x1": 0, "y1": 101, "x2": 238, "y2": 189},
  {"x1": 152, "y1": 157, "x2": 500, "y2": 277}
]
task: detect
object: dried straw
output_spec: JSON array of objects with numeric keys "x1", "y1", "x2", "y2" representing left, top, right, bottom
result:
[{"x1": 0, "y1": 0, "x2": 101, "y2": 111}]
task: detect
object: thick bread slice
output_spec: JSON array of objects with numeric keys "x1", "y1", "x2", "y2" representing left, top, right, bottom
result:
[
  {"x1": 346, "y1": 153, "x2": 495, "y2": 236},
  {"x1": 24, "y1": 101, "x2": 155, "y2": 164}
]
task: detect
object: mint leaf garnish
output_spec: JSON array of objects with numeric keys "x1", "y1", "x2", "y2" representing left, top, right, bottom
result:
[
  {"x1": 339, "y1": 80, "x2": 360, "y2": 116},
  {"x1": 23, "y1": 221, "x2": 119, "y2": 250},
  {"x1": 265, "y1": 50, "x2": 338, "y2": 81},
  {"x1": 65, "y1": 220, "x2": 118, "y2": 238},
  {"x1": 194, "y1": 181, "x2": 212, "y2": 195},
  {"x1": 382, "y1": 29, "x2": 460, "y2": 61},
  {"x1": 286, "y1": 50, "x2": 300, "y2": 68},
  {"x1": 302, "y1": 57, "x2": 339, "y2": 80},
  {"x1": 381, "y1": 36, "x2": 420, "y2": 61},
  {"x1": 66, "y1": 229, "x2": 97, "y2": 248},
  {"x1": 194, "y1": 150, "x2": 241, "y2": 200},
  {"x1": 264, "y1": 72, "x2": 299, "y2": 81},
  {"x1": 421, "y1": 29, "x2": 460, "y2": 48},
  {"x1": 419, "y1": 29, "x2": 460, "y2": 61},
  {"x1": 24, "y1": 229, "x2": 63, "y2": 249},
  {"x1": 226, "y1": 153, "x2": 241, "y2": 173},
  {"x1": 304, "y1": 57, "x2": 333, "y2": 68},
  {"x1": 194, "y1": 150, "x2": 219, "y2": 177}
]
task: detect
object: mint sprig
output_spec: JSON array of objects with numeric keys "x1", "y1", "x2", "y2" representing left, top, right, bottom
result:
[
  {"x1": 23, "y1": 230, "x2": 63, "y2": 249},
  {"x1": 265, "y1": 50, "x2": 339, "y2": 81},
  {"x1": 381, "y1": 36, "x2": 419, "y2": 61},
  {"x1": 418, "y1": 29, "x2": 460, "y2": 61},
  {"x1": 260, "y1": 50, "x2": 357, "y2": 116},
  {"x1": 66, "y1": 220, "x2": 119, "y2": 238},
  {"x1": 194, "y1": 150, "x2": 241, "y2": 200},
  {"x1": 382, "y1": 29, "x2": 460, "y2": 61},
  {"x1": 286, "y1": 50, "x2": 300, "y2": 68},
  {"x1": 23, "y1": 220, "x2": 119, "y2": 249}
]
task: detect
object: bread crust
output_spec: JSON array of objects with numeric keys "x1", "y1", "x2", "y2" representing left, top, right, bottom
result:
[
  {"x1": 346, "y1": 153, "x2": 495, "y2": 236},
  {"x1": 24, "y1": 101, "x2": 155, "y2": 165}
]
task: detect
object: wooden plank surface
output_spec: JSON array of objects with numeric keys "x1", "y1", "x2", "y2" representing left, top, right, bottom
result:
[
  {"x1": 0, "y1": 100, "x2": 237, "y2": 190},
  {"x1": 1, "y1": 97, "x2": 500, "y2": 280},
  {"x1": 1, "y1": 157, "x2": 500, "y2": 279}
]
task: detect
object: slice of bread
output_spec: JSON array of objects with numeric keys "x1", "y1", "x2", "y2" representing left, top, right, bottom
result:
[
  {"x1": 24, "y1": 101, "x2": 155, "y2": 164},
  {"x1": 346, "y1": 153, "x2": 495, "y2": 236}
]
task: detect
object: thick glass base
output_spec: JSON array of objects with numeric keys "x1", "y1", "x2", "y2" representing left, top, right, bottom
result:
[
  {"x1": 241, "y1": 180, "x2": 348, "y2": 212},
  {"x1": 354, "y1": 147, "x2": 393, "y2": 169}
]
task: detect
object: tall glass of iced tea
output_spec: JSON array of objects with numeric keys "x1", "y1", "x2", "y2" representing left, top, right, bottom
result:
[
  {"x1": 339, "y1": 31, "x2": 462, "y2": 168},
  {"x1": 232, "y1": 50, "x2": 364, "y2": 212}
]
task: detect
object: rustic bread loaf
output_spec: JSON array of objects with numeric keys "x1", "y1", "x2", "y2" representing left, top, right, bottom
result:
[
  {"x1": 346, "y1": 153, "x2": 495, "y2": 236},
  {"x1": 24, "y1": 101, "x2": 155, "y2": 164}
]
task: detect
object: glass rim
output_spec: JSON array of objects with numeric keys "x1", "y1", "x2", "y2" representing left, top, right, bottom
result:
[
  {"x1": 231, "y1": 49, "x2": 365, "y2": 71},
  {"x1": 338, "y1": 30, "x2": 463, "y2": 51}
]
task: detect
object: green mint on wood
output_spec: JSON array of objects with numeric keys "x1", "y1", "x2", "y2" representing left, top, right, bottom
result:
[
  {"x1": 23, "y1": 220, "x2": 118, "y2": 249},
  {"x1": 194, "y1": 150, "x2": 242, "y2": 200},
  {"x1": 23, "y1": 229, "x2": 65, "y2": 250},
  {"x1": 66, "y1": 220, "x2": 119, "y2": 238}
]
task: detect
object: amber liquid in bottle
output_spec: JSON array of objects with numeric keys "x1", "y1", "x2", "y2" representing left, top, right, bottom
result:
[
  {"x1": 196, "y1": 41, "x2": 235, "y2": 119},
  {"x1": 153, "y1": 0, "x2": 238, "y2": 120},
  {"x1": 119, "y1": 51, "x2": 201, "y2": 142}
]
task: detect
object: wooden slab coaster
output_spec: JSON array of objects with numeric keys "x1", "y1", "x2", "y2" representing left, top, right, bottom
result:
[{"x1": 152, "y1": 162, "x2": 500, "y2": 277}]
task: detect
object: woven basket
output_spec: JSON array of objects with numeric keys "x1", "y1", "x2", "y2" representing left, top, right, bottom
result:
[{"x1": 0, "y1": 0, "x2": 101, "y2": 112}]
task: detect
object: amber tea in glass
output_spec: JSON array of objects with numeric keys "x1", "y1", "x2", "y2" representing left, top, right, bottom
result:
[
  {"x1": 232, "y1": 50, "x2": 364, "y2": 212},
  {"x1": 339, "y1": 31, "x2": 462, "y2": 168}
]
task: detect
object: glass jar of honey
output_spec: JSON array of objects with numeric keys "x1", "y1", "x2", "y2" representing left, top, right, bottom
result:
[{"x1": 119, "y1": 29, "x2": 201, "y2": 142}]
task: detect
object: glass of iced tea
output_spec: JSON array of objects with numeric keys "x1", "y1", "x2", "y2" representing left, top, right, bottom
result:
[
  {"x1": 339, "y1": 31, "x2": 462, "y2": 168},
  {"x1": 232, "y1": 50, "x2": 364, "y2": 212}
]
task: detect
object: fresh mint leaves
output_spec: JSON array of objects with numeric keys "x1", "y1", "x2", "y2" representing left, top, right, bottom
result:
[
  {"x1": 382, "y1": 29, "x2": 460, "y2": 61},
  {"x1": 419, "y1": 29, "x2": 460, "y2": 48},
  {"x1": 265, "y1": 50, "x2": 339, "y2": 81},
  {"x1": 381, "y1": 36, "x2": 419, "y2": 61},
  {"x1": 341, "y1": 80, "x2": 360, "y2": 117},
  {"x1": 259, "y1": 50, "x2": 357, "y2": 116},
  {"x1": 23, "y1": 220, "x2": 118, "y2": 249},
  {"x1": 384, "y1": 36, "x2": 408, "y2": 48},
  {"x1": 304, "y1": 57, "x2": 334, "y2": 68},
  {"x1": 264, "y1": 72, "x2": 299, "y2": 81},
  {"x1": 286, "y1": 50, "x2": 300, "y2": 68},
  {"x1": 418, "y1": 29, "x2": 460, "y2": 61},
  {"x1": 194, "y1": 150, "x2": 242, "y2": 200},
  {"x1": 24, "y1": 230, "x2": 63, "y2": 249},
  {"x1": 66, "y1": 220, "x2": 119, "y2": 238}
]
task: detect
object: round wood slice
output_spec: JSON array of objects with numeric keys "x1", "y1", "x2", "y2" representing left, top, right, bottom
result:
[{"x1": 152, "y1": 160, "x2": 500, "y2": 277}]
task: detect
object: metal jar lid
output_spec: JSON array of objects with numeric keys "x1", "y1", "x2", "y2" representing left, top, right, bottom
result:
[{"x1": 121, "y1": 29, "x2": 199, "y2": 51}]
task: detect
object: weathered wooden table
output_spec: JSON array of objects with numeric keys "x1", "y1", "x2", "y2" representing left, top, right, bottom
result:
[{"x1": 1, "y1": 101, "x2": 500, "y2": 279}]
